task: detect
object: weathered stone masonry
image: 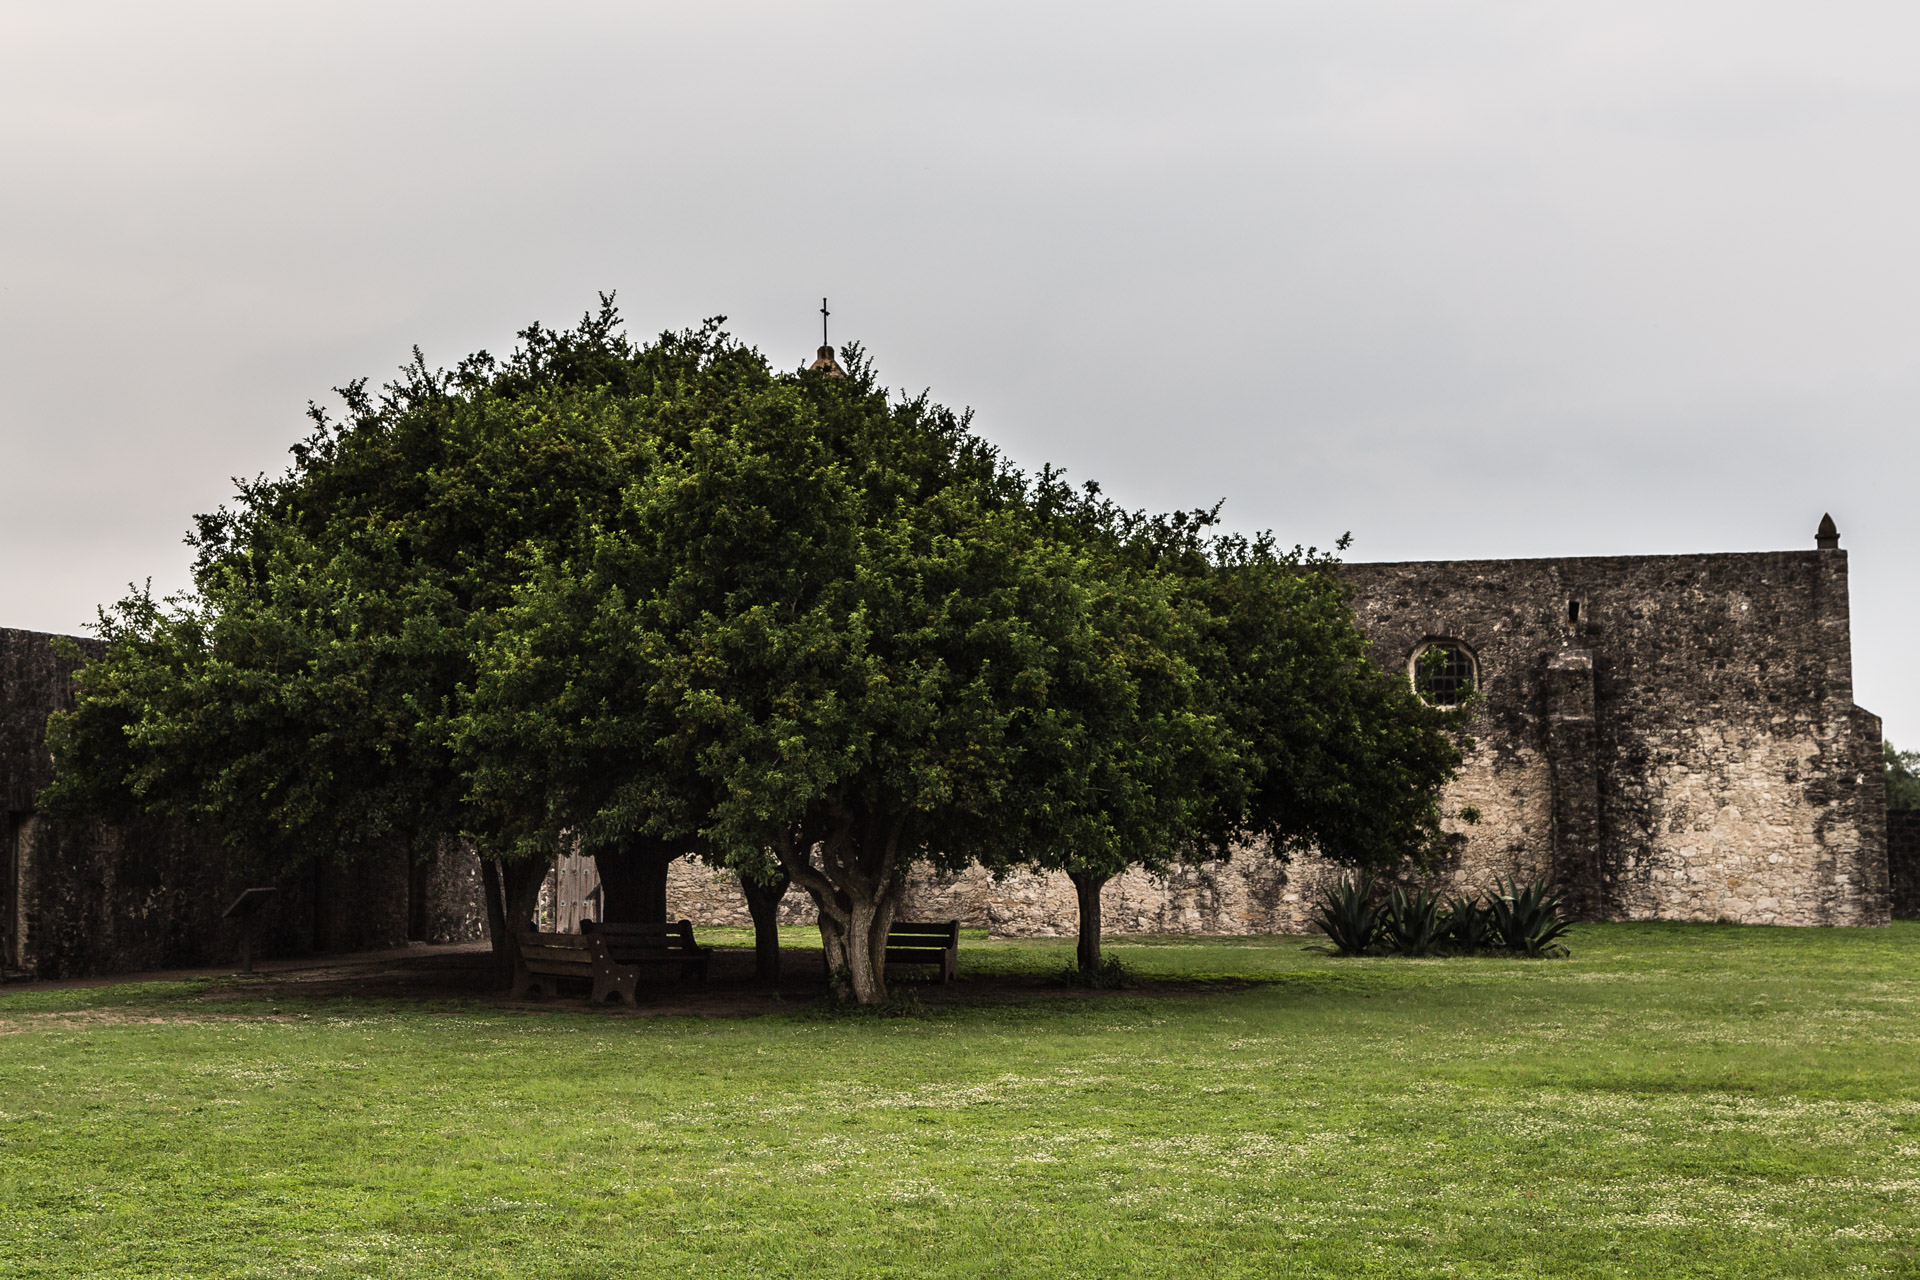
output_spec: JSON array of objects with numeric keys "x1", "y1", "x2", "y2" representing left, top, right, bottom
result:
[
  {"x1": 1341, "y1": 542, "x2": 1886, "y2": 928},
  {"x1": 661, "y1": 530, "x2": 1890, "y2": 934},
  {"x1": 1, "y1": 627, "x2": 485, "y2": 979}
]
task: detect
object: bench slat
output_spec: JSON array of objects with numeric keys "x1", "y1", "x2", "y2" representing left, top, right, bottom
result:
[
  {"x1": 520, "y1": 945, "x2": 597, "y2": 968},
  {"x1": 520, "y1": 954, "x2": 596, "y2": 972},
  {"x1": 584, "y1": 922, "x2": 705, "y2": 948}
]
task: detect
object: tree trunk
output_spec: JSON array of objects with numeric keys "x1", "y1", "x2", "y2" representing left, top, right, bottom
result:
[
  {"x1": 593, "y1": 838, "x2": 678, "y2": 924},
  {"x1": 482, "y1": 857, "x2": 554, "y2": 988},
  {"x1": 844, "y1": 894, "x2": 886, "y2": 1003},
  {"x1": 1070, "y1": 869, "x2": 1108, "y2": 975},
  {"x1": 817, "y1": 911, "x2": 850, "y2": 991},
  {"x1": 774, "y1": 815, "x2": 908, "y2": 1004},
  {"x1": 504, "y1": 859, "x2": 549, "y2": 933},
  {"x1": 808, "y1": 876, "x2": 903, "y2": 1002},
  {"x1": 739, "y1": 869, "x2": 791, "y2": 983},
  {"x1": 481, "y1": 858, "x2": 510, "y2": 985}
]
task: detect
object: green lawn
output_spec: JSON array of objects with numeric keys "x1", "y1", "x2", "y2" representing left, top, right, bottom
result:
[{"x1": 4, "y1": 923, "x2": 1919, "y2": 1278}]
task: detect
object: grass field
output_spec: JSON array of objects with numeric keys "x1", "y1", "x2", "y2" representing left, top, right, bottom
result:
[{"x1": 4, "y1": 922, "x2": 1919, "y2": 1278}]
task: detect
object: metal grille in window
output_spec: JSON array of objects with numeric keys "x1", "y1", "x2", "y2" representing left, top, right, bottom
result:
[{"x1": 1412, "y1": 643, "x2": 1475, "y2": 707}]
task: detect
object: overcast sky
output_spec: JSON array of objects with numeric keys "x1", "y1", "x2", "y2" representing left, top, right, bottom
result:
[{"x1": 4, "y1": 2, "x2": 1917, "y2": 737}]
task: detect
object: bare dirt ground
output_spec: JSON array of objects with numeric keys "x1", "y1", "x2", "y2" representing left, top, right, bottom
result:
[
  {"x1": 225, "y1": 943, "x2": 842, "y2": 1016},
  {"x1": 3, "y1": 941, "x2": 1253, "y2": 1018}
]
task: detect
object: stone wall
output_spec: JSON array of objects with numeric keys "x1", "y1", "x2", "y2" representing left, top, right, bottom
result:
[
  {"x1": 2, "y1": 627, "x2": 486, "y2": 979},
  {"x1": 1888, "y1": 811, "x2": 1920, "y2": 919},
  {"x1": 1342, "y1": 543, "x2": 1886, "y2": 927},
  {"x1": 661, "y1": 535, "x2": 1888, "y2": 937},
  {"x1": 414, "y1": 841, "x2": 490, "y2": 945},
  {"x1": 662, "y1": 853, "x2": 1357, "y2": 938},
  {"x1": 663, "y1": 845, "x2": 1543, "y2": 941}
]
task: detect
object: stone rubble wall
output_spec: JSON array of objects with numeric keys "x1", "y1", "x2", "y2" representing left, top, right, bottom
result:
[
  {"x1": 663, "y1": 841, "x2": 1546, "y2": 939},
  {"x1": 2, "y1": 627, "x2": 486, "y2": 979},
  {"x1": 11, "y1": 811, "x2": 487, "y2": 980},
  {"x1": 418, "y1": 841, "x2": 490, "y2": 945}
]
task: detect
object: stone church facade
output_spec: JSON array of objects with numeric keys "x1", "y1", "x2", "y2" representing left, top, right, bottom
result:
[{"x1": 666, "y1": 517, "x2": 1890, "y2": 934}]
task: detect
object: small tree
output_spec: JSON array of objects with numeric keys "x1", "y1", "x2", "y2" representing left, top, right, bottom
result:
[
  {"x1": 1887, "y1": 741, "x2": 1920, "y2": 811},
  {"x1": 998, "y1": 481, "x2": 1234, "y2": 976},
  {"x1": 1190, "y1": 533, "x2": 1465, "y2": 877},
  {"x1": 1042, "y1": 566, "x2": 1228, "y2": 976},
  {"x1": 1004, "y1": 483, "x2": 1463, "y2": 975}
]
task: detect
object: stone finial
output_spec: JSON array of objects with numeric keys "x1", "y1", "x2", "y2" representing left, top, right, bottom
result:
[
  {"x1": 809, "y1": 297, "x2": 847, "y2": 377},
  {"x1": 1816, "y1": 513, "x2": 1840, "y2": 551},
  {"x1": 809, "y1": 344, "x2": 846, "y2": 378}
]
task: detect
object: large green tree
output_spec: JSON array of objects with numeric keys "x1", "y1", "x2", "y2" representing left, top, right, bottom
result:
[
  {"x1": 43, "y1": 300, "x2": 726, "y2": 972},
  {"x1": 457, "y1": 342, "x2": 1111, "y2": 1002},
  {"x1": 48, "y1": 301, "x2": 1093, "y2": 1002}
]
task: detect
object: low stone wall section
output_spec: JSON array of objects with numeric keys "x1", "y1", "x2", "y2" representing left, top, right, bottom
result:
[{"x1": 664, "y1": 841, "x2": 1557, "y2": 939}]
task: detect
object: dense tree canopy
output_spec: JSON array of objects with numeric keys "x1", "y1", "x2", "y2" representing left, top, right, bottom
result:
[
  {"x1": 44, "y1": 302, "x2": 719, "y2": 958},
  {"x1": 44, "y1": 300, "x2": 1465, "y2": 1001},
  {"x1": 1887, "y1": 741, "x2": 1920, "y2": 811},
  {"x1": 1003, "y1": 483, "x2": 1464, "y2": 975},
  {"x1": 456, "y1": 329, "x2": 1090, "y2": 999}
]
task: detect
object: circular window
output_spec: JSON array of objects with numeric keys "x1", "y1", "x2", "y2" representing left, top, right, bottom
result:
[{"x1": 1409, "y1": 641, "x2": 1476, "y2": 707}]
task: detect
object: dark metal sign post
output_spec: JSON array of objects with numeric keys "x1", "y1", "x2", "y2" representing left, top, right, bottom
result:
[{"x1": 222, "y1": 887, "x2": 278, "y2": 974}]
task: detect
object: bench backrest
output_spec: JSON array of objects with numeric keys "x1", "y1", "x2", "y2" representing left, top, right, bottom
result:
[
  {"x1": 885, "y1": 920, "x2": 959, "y2": 951},
  {"x1": 581, "y1": 919, "x2": 702, "y2": 954},
  {"x1": 517, "y1": 931, "x2": 599, "y2": 975}
]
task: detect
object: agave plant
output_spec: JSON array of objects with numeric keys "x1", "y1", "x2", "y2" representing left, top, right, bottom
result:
[
  {"x1": 1307, "y1": 878, "x2": 1379, "y2": 955},
  {"x1": 1442, "y1": 894, "x2": 1494, "y2": 951},
  {"x1": 1379, "y1": 886, "x2": 1445, "y2": 956},
  {"x1": 1487, "y1": 876, "x2": 1573, "y2": 957}
]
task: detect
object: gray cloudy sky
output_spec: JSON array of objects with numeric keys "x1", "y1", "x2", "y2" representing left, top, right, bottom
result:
[{"x1": 5, "y1": 2, "x2": 1918, "y2": 736}]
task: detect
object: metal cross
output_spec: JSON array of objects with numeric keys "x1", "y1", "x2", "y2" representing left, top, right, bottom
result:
[{"x1": 821, "y1": 297, "x2": 830, "y2": 346}]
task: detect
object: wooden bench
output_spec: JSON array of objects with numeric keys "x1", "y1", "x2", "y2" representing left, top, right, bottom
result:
[
  {"x1": 580, "y1": 919, "x2": 713, "y2": 985},
  {"x1": 513, "y1": 931, "x2": 639, "y2": 1005},
  {"x1": 884, "y1": 920, "x2": 959, "y2": 984}
]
